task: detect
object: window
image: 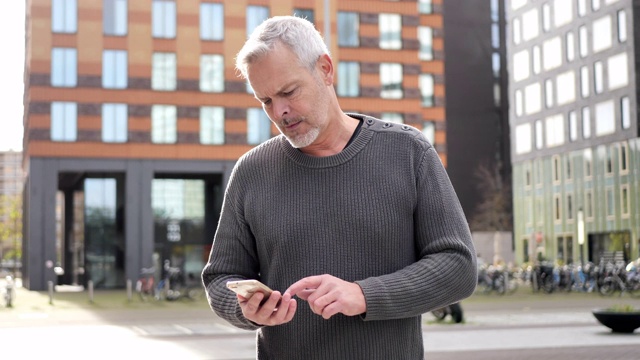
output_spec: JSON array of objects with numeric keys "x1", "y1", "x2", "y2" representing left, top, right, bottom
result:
[
  {"x1": 544, "y1": 79, "x2": 554, "y2": 108},
  {"x1": 379, "y1": 14, "x2": 402, "y2": 50},
  {"x1": 592, "y1": 0, "x2": 601, "y2": 11},
  {"x1": 584, "y1": 149, "x2": 593, "y2": 178},
  {"x1": 52, "y1": 0, "x2": 77, "y2": 33},
  {"x1": 621, "y1": 96, "x2": 631, "y2": 129},
  {"x1": 578, "y1": 0, "x2": 587, "y2": 16},
  {"x1": 524, "y1": 82, "x2": 541, "y2": 115},
  {"x1": 593, "y1": 61, "x2": 604, "y2": 94},
  {"x1": 151, "y1": 105, "x2": 177, "y2": 143},
  {"x1": 532, "y1": 45, "x2": 541, "y2": 74},
  {"x1": 617, "y1": 10, "x2": 627, "y2": 42},
  {"x1": 152, "y1": 52, "x2": 177, "y2": 91},
  {"x1": 381, "y1": 112, "x2": 404, "y2": 124},
  {"x1": 418, "y1": 0, "x2": 432, "y2": 14},
  {"x1": 419, "y1": 74, "x2": 434, "y2": 107},
  {"x1": 513, "y1": 18, "x2": 521, "y2": 44},
  {"x1": 294, "y1": 9, "x2": 315, "y2": 24},
  {"x1": 247, "y1": 108, "x2": 271, "y2": 145},
  {"x1": 579, "y1": 26, "x2": 588, "y2": 58},
  {"x1": 552, "y1": 155, "x2": 561, "y2": 183},
  {"x1": 380, "y1": 63, "x2": 403, "y2": 99},
  {"x1": 102, "y1": 103, "x2": 128, "y2": 143},
  {"x1": 51, "y1": 102, "x2": 77, "y2": 142},
  {"x1": 51, "y1": 48, "x2": 77, "y2": 87},
  {"x1": 546, "y1": 114, "x2": 564, "y2": 148},
  {"x1": 418, "y1": 27, "x2": 433, "y2": 61},
  {"x1": 542, "y1": 3, "x2": 551, "y2": 32},
  {"x1": 621, "y1": 185, "x2": 630, "y2": 217},
  {"x1": 522, "y1": 9, "x2": 539, "y2": 41},
  {"x1": 543, "y1": 37, "x2": 562, "y2": 71},
  {"x1": 608, "y1": 53, "x2": 629, "y2": 90},
  {"x1": 492, "y1": 53, "x2": 500, "y2": 78},
  {"x1": 422, "y1": 122, "x2": 435, "y2": 144},
  {"x1": 200, "y1": 3, "x2": 224, "y2": 41},
  {"x1": 524, "y1": 163, "x2": 532, "y2": 188},
  {"x1": 104, "y1": 0, "x2": 127, "y2": 36},
  {"x1": 593, "y1": 16, "x2": 612, "y2": 53},
  {"x1": 247, "y1": 6, "x2": 269, "y2": 36},
  {"x1": 619, "y1": 142, "x2": 629, "y2": 173},
  {"x1": 566, "y1": 32, "x2": 575, "y2": 62},
  {"x1": 580, "y1": 66, "x2": 590, "y2": 98},
  {"x1": 337, "y1": 62, "x2": 360, "y2": 97},
  {"x1": 606, "y1": 187, "x2": 615, "y2": 218},
  {"x1": 554, "y1": 194, "x2": 562, "y2": 222},
  {"x1": 585, "y1": 190, "x2": 594, "y2": 219},
  {"x1": 566, "y1": 194, "x2": 574, "y2": 221},
  {"x1": 152, "y1": 0, "x2": 176, "y2": 38},
  {"x1": 582, "y1": 107, "x2": 591, "y2": 139},
  {"x1": 338, "y1": 12, "x2": 359, "y2": 47},
  {"x1": 554, "y1": 0, "x2": 573, "y2": 27},
  {"x1": 605, "y1": 145, "x2": 614, "y2": 175},
  {"x1": 513, "y1": 50, "x2": 530, "y2": 82},
  {"x1": 569, "y1": 111, "x2": 578, "y2": 142},
  {"x1": 595, "y1": 100, "x2": 615, "y2": 136},
  {"x1": 102, "y1": 50, "x2": 127, "y2": 89},
  {"x1": 515, "y1": 123, "x2": 532, "y2": 154},
  {"x1": 491, "y1": 23, "x2": 500, "y2": 49},
  {"x1": 200, "y1": 54, "x2": 224, "y2": 93},
  {"x1": 515, "y1": 90, "x2": 523, "y2": 117},
  {"x1": 556, "y1": 70, "x2": 575, "y2": 105},
  {"x1": 200, "y1": 106, "x2": 224, "y2": 145},
  {"x1": 535, "y1": 119, "x2": 544, "y2": 149}
]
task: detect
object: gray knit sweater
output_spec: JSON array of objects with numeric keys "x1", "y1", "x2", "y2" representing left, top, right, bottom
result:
[{"x1": 202, "y1": 114, "x2": 477, "y2": 360}]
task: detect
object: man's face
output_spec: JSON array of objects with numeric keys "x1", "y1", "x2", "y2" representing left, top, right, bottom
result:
[{"x1": 247, "y1": 43, "x2": 330, "y2": 149}]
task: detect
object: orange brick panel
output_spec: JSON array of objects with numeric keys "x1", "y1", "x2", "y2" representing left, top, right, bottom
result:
[
  {"x1": 433, "y1": 38, "x2": 443, "y2": 51},
  {"x1": 152, "y1": 39, "x2": 177, "y2": 52},
  {"x1": 420, "y1": 16, "x2": 443, "y2": 29},
  {"x1": 225, "y1": 119, "x2": 248, "y2": 133},
  {"x1": 360, "y1": 24, "x2": 378, "y2": 38},
  {"x1": 421, "y1": 107, "x2": 445, "y2": 120},
  {"x1": 104, "y1": 37, "x2": 128, "y2": 49},
  {"x1": 421, "y1": 61, "x2": 444, "y2": 74},
  {"x1": 77, "y1": 6, "x2": 101, "y2": 22},
  {"x1": 128, "y1": 117, "x2": 152, "y2": 131},
  {"x1": 178, "y1": 118, "x2": 200, "y2": 132},
  {"x1": 51, "y1": 35, "x2": 77, "y2": 48},
  {"x1": 338, "y1": 1, "x2": 417, "y2": 14},
  {"x1": 337, "y1": 48, "x2": 421, "y2": 64},
  {"x1": 78, "y1": 116, "x2": 102, "y2": 130},
  {"x1": 27, "y1": 114, "x2": 50, "y2": 129},
  {"x1": 201, "y1": 42, "x2": 225, "y2": 54}
]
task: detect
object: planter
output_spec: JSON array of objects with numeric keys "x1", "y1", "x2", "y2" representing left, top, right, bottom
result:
[{"x1": 592, "y1": 309, "x2": 640, "y2": 334}]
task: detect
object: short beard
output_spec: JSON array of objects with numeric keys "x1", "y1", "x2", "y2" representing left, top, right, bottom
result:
[{"x1": 287, "y1": 126, "x2": 319, "y2": 148}]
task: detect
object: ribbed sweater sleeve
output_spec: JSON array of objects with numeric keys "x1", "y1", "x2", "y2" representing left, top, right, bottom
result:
[{"x1": 202, "y1": 114, "x2": 477, "y2": 359}]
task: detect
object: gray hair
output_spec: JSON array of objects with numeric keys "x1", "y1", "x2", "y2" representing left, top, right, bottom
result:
[{"x1": 235, "y1": 16, "x2": 330, "y2": 79}]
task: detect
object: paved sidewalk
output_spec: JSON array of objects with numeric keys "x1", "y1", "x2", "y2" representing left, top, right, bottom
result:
[{"x1": 1, "y1": 282, "x2": 639, "y2": 359}]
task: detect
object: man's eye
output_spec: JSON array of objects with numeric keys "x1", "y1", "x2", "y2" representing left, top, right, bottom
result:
[{"x1": 263, "y1": 99, "x2": 272, "y2": 106}]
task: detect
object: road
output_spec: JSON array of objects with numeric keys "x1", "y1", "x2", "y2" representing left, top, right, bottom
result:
[{"x1": 0, "y1": 284, "x2": 638, "y2": 359}]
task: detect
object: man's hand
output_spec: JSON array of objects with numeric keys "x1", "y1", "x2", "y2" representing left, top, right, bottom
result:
[
  {"x1": 238, "y1": 291, "x2": 297, "y2": 326},
  {"x1": 286, "y1": 274, "x2": 366, "y2": 319}
]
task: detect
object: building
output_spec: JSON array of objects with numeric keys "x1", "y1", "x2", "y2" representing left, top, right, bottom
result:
[
  {"x1": 443, "y1": 0, "x2": 512, "y2": 230},
  {"x1": 0, "y1": 150, "x2": 24, "y2": 272},
  {"x1": 22, "y1": 0, "x2": 444, "y2": 290},
  {"x1": 507, "y1": 0, "x2": 639, "y2": 266}
]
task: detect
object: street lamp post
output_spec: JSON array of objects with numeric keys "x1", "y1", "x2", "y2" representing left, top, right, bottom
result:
[{"x1": 577, "y1": 208, "x2": 585, "y2": 266}]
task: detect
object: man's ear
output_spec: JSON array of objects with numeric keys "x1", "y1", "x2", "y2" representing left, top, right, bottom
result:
[{"x1": 316, "y1": 54, "x2": 335, "y2": 86}]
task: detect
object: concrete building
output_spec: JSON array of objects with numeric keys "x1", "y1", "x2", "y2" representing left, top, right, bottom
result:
[
  {"x1": 507, "y1": 0, "x2": 639, "y2": 266},
  {"x1": 22, "y1": 0, "x2": 446, "y2": 290}
]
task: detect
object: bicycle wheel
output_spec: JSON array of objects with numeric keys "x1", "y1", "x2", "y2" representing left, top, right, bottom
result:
[
  {"x1": 449, "y1": 303, "x2": 464, "y2": 323},
  {"x1": 431, "y1": 308, "x2": 447, "y2": 321},
  {"x1": 627, "y1": 280, "x2": 640, "y2": 298},
  {"x1": 599, "y1": 280, "x2": 615, "y2": 296}
]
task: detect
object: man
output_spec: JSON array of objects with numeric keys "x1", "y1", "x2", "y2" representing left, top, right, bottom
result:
[{"x1": 202, "y1": 16, "x2": 477, "y2": 359}]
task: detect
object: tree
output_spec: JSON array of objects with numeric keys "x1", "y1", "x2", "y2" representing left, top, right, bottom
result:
[
  {"x1": 0, "y1": 194, "x2": 22, "y2": 269},
  {"x1": 468, "y1": 162, "x2": 512, "y2": 232}
]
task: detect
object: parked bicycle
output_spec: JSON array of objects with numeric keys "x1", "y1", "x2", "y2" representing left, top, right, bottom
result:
[
  {"x1": 477, "y1": 265, "x2": 518, "y2": 295},
  {"x1": 599, "y1": 261, "x2": 640, "y2": 297},
  {"x1": 135, "y1": 266, "x2": 156, "y2": 301},
  {"x1": 155, "y1": 260, "x2": 203, "y2": 301},
  {"x1": 431, "y1": 302, "x2": 463, "y2": 323}
]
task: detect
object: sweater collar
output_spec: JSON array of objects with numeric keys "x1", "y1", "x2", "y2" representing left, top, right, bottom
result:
[{"x1": 278, "y1": 113, "x2": 374, "y2": 169}]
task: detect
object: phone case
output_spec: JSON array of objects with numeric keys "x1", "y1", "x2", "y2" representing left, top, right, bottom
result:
[{"x1": 226, "y1": 280, "x2": 273, "y2": 298}]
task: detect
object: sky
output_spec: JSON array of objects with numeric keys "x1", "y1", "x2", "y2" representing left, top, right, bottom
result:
[{"x1": 0, "y1": 1, "x2": 25, "y2": 152}]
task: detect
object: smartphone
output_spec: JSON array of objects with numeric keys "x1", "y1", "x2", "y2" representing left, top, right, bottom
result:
[{"x1": 226, "y1": 279, "x2": 273, "y2": 299}]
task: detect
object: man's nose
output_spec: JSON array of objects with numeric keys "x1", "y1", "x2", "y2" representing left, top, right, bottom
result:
[{"x1": 273, "y1": 98, "x2": 289, "y2": 118}]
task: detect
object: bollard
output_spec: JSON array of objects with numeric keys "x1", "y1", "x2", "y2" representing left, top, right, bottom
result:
[
  {"x1": 88, "y1": 280, "x2": 94, "y2": 303},
  {"x1": 48, "y1": 281, "x2": 54, "y2": 305},
  {"x1": 126, "y1": 279, "x2": 132, "y2": 302}
]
